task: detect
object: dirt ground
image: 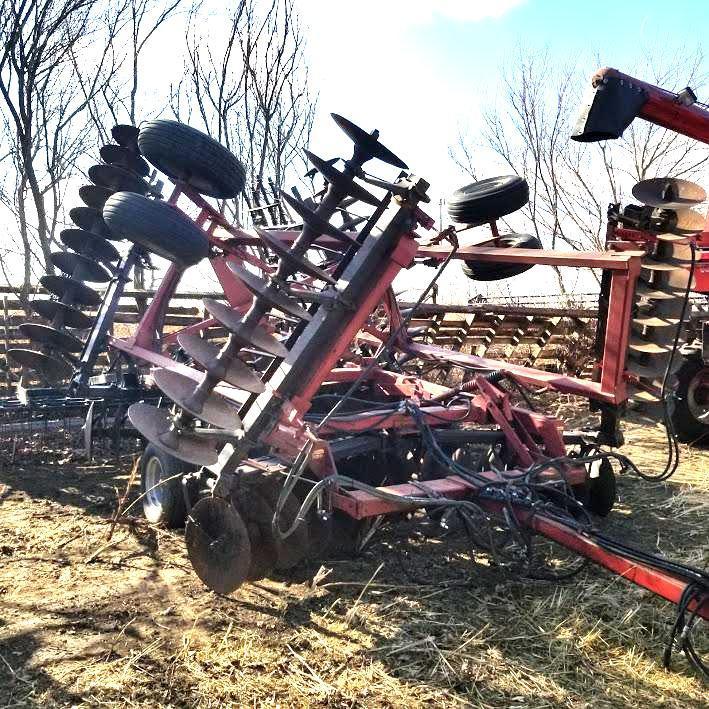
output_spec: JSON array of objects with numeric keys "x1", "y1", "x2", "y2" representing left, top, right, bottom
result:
[{"x1": 0, "y1": 419, "x2": 707, "y2": 708}]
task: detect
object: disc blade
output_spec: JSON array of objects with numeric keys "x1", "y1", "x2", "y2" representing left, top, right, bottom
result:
[
  {"x1": 202, "y1": 298, "x2": 288, "y2": 358},
  {"x1": 7, "y1": 348, "x2": 73, "y2": 384},
  {"x1": 186, "y1": 496, "x2": 251, "y2": 594},
  {"x1": 50, "y1": 251, "x2": 112, "y2": 283},
  {"x1": 30, "y1": 299, "x2": 92, "y2": 329},
  {"x1": 671, "y1": 208, "x2": 705, "y2": 235},
  {"x1": 629, "y1": 386, "x2": 661, "y2": 403},
  {"x1": 255, "y1": 228, "x2": 336, "y2": 285},
  {"x1": 69, "y1": 206, "x2": 114, "y2": 239},
  {"x1": 330, "y1": 113, "x2": 408, "y2": 169},
  {"x1": 79, "y1": 185, "x2": 113, "y2": 209},
  {"x1": 640, "y1": 258, "x2": 681, "y2": 272},
  {"x1": 111, "y1": 124, "x2": 139, "y2": 148},
  {"x1": 99, "y1": 144, "x2": 150, "y2": 177},
  {"x1": 177, "y1": 333, "x2": 265, "y2": 393},
  {"x1": 89, "y1": 163, "x2": 148, "y2": 194},
  {"x1": 152, "y1": 368, "x2": 243, "y2": 430},
  {"x1": 60, "y1": 229, "x2": 120, "y2": 264},
  {"x1": 128, "y1": 403, "x2": 218, "y2": 466},
  {"x1": 626, "y1": 359, "x2": 667, "y2": 379},
  {"x1": 40, "y1": 274, "x2": 101, "y2": 307},
  {"x1": 632, "y1": 314, "x2": 680, "y2": 328},
  {"x1": 280, "y1": 192, "x2": 359, "y2": 246},
  {"x1": 636, "y1": 281, "x2": 681, "y2": 300},
  {"x1": 628, "y1": 336, "x2": 670, "y2": 354},
  {"x1": 304, "y1": 150, "x2": 381, "y2": 207},
  {"x1": 227, "y1": 263, "x2": 312, "y2": 321},
  {"x1": 632, "y1": 177, "x2": 706, "y2": 209},
  {"x1": 19, "y1": 323, "x2": 84, "y2": 353}
]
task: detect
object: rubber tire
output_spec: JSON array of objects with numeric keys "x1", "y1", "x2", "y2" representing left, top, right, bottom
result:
[
  {"x1": 670, "y1": 357, "x2": 709, "y2": 444},
  {"x1": 448, "y1": 175, "x2": 529, "y2": 224},
  {"x1": 140, "y1": 443, "x2": 192, "y2": 527},
  {"x1": 103, "y1": 192, "x2": 209, "y2": 267},
  {"x1": 138, "y1": 120, "x2": 246, "y2": 199},
  {"x1": 462, "y1": 234, "x2": 542, "y2": 281}
]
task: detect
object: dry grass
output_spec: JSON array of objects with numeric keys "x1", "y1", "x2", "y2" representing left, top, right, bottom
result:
[{"x1": 0, "y1": 419, "x2": 706, "y2": 707}]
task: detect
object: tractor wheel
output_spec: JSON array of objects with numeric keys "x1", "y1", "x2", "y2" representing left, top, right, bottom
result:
[
  {"x1": 447, "y1": 175, "x2": 529, "y2": 224},
  {"x1": 670, "y1": 356, "x2": 709, "y2": 444},
  {"x1": 103, "y1": 192, "x2": 209, "y2": 267},
  {"x1": 461, "y1": 234, "x2": 543, "y2": 281},
  {"x1": 138, "y1": 120, "x2": 246, "y2": 199},
  {"x1": 140, "y1": 443, "x2": 193, "y2": 527}
]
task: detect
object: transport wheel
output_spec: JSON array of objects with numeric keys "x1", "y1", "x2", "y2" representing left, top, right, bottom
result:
[
  {"x1": 447, "y1": 175, "x2": 529, "y2": 224},
  {"x1": 103, "y1": 191, "x2": 209, "y2": 267},
  {"x1": 461, "y1": 234, "x2": 543, "y2": 281},
  {"x1": 138, "y1": 120, "x2": 246, "y2": 199},
  {"x1": 670, "y1": 357, "x2": 709, "y2": 444},
  {"x1": 140, "y1": 443, "x2": 192, "y2": 527}
]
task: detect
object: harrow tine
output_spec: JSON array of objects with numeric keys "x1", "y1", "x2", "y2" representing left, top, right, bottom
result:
[
  {"x1": 226, "y1": 263, "x2": 312, "y2": 321},
  {"x1": 255, "y1": 228, "x2": 336, "y2": 285},
  {"x1": 177, "y1": 333, "x2": 266, "y2": 393}
]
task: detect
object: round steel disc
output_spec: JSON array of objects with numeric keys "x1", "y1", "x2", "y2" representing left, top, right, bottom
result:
[
  {"x1": 60, "y1": 229, "x2": 120, "y2": 264},
  {"x1": 628, "y1": 336, "x2": 670, "y2": 354},
  {"x1": 632, "y1": 177, "x2": 706, "y2": 209},
  {"x1": 227, "y1": 263, "x2": 312, "y2": 321},
  {"x1": 40, "y1": 274, "x2": 101, "y2": 307},
  {"x1": 629, "y1": 385, "x2": 661, "y2": 403},
  {"x1": 19, "y1": 322, "x2": 84, "y2": 353},
  {"x1": 640, "y1": 258, "x2": 681, "y2": 272},
  {"x1": 330, "y1": 113, "x2": 408, "y2": 169},
  {"x1": 50, "y1": 251, "x2": 112, "y2": 283},
  {"x1": 152, "y1": 368, "x2": 243, "y2": 430},
  {"x1": 177, "y1": 333, "x2": 265, "y2": 393},
  {"x1": 69, "y1": 206, "x2": 114, "y2": 239},
  {"x1": 99, "y1": 144, "x2": 150, "y2": 177},
  {"x1": 671, "y1": 208, "x2": 705, "y2": 235},
  {"x1": 255, "y1": 228, "x2": 336, "y2": 284},
  {"x1": 202, "y1": 298, "x2": 288, "y2": 358},
  {"x1": 232, "y1": 488, "x2": 281, "y2": 581},
  {"x1": 626, "y1": 357, "x2": 667, "y2": 379},
  {"x1": 280, "y1": 192, "x2": 359, "y2": 246},
  {"x1": 79, "y1": 184, "x2": 113, "y2": 209},
  {"x1": 636, "y1": 281, "x2": 681, "y2": 300},
  {"x1": 89, "y1": 163, "x2": 148, "y2": 194},
  {"x1": 632, "y1": 314, "x2": 680, "y2": 328},
  {"x1": 186, "y1": 496, "x2": 252, "y2": 594},
  {"x1": 111, "y1": 124, "x2": 139, "y2": 148},
  {"x1": 304, "y1": 150, "x2": 381, "y2": 207},
  {"x1": 7, "y1": 348, "x2": 73, "y2": 384},
  {"x1": 30, "y1": 299, "x2": 92, "y2": 329}
]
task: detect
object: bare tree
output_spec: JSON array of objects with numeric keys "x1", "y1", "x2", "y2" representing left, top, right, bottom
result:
[{"x1": 451, "y1": 48, "x2": 709, "y2": 290}]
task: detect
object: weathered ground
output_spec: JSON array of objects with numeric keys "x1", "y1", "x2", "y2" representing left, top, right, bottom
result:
[{"x1": 0, "y1": 419, "x2": 707, "y2": 708}]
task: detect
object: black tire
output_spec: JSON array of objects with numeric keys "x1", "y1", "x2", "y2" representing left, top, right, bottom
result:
[
  {"x1": 462, "y1": 234, "x2": 542, "y2": 281},
  {"x1": 448, "y1": 175, "x2": 529, "y2": 224},
  {"x1": 670, "y1": 357, "x2": 709, "y2": 444},
  {"x1": 140, "y1": 443, "x2": 193, "y2": 527},
  {"x1": 103, "y1": 192, "x2": 209, "y2": 267},
  {"x1": 138, "y1": 120, "x2": 246, "y2": 199}
]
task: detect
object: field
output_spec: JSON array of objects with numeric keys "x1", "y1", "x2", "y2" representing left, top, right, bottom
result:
[{"x1": 0, "y1": 419, "x2": 707, "y2": 708}]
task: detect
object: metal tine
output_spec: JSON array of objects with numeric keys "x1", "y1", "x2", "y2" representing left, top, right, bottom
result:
[
  {"x1": 254, "y1": 228, "x2": 336, "y2": 285},
  {"x1": 152, "y1": 369, "x2": 243, "y2": 430},
  {"x1": 304, "y1": 150, "x2": 381, "y2": 207},
  {"x1": 280, "y1": 192, "x2": 359, "y2": 246},
  {"x1": 177, "y1": 333, "x2": 266, "y2": 394}
]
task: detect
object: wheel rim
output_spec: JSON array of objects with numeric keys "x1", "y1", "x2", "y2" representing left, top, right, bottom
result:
[
  {"x1": 686, "y1": 370, "x2": 709, "y2": 422},
  {"x1": 144, "y1": 455, "x2": 166, "y2": 511}
]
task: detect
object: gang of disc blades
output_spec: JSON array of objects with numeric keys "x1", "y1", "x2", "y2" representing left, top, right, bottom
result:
[
  {"x1": 152, "y1": 368, "x2": 243, "y2": 430},
  {"x1": 50, "y1": 251, "x2": 112, "y2": 283},
  {"x1": 99, "y1": 144, "x2": 150, "y2": 177},
  {"x1": 60, "y1": 228, "x2": 120, "y2": 264},
  {"x1": 255, "y1": 228, "x2": 336, "y2": 285},
  {"x1": 89, "y1": 163, "x2": 148, "y2": 194},
  {"x1": 304, "y1": 150, "x2": 381, "y2": 207},
  {"x1": 7, "y1": 348, "x2": 73, "y2": 384},
  {"x1": 186, "y1": 496, "x2": 252, "y2": 594},
  {"x1": 30, "y1": 299, "x2": 92, "y2": 329},
  {"x1": 177, "y1": 333, "x2": 265, "y2": 393},
  {"x1": 227, "y1": 263, "x2": 312, "y2": 321},
  {"x1": 79, "y1": 184, "x2": 114, "y2": 209},
  {"x1": 280, "y1": 192, "x2": 359, "y2": 246},
  {"x1": 40, "y1": 274, "x2": 101, "y2": 307},
  {"x1": 127, "y1": 402, "x2": 218, "y2": 466},
  {"x1": 19, "y1": 322, "x2": 84, "y2": 353},
  {"x1": 330, "y1": 113, "x2": 408, "y2": 169},
  {"x1": 632, "y1": 177, "x2": 706, "y2": 209},
  {"x1": 202, "y1": 298, "x2": 288, "y2": 358}
]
